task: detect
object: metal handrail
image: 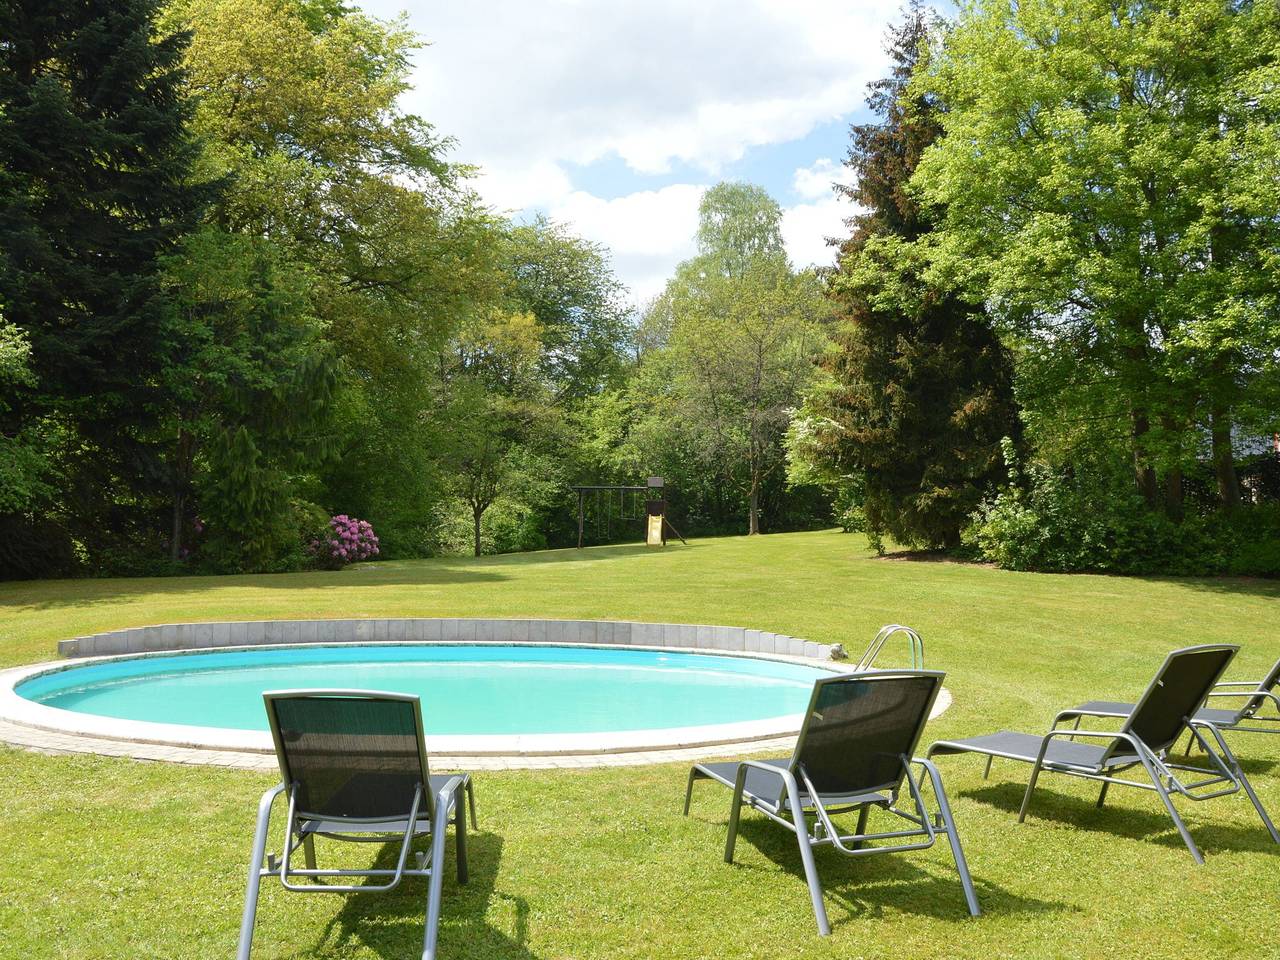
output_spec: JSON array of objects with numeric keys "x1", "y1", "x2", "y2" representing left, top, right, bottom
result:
[{"x1": 855, "y1": 624, "x2": 924, "y2": 671}]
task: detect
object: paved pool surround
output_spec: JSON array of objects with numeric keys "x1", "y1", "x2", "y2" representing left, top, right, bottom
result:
[{"x1": 2, "y1": 618, "x2": 949, "y2": 768}]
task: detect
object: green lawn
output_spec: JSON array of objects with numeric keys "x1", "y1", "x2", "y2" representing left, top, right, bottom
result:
[{"x1": 2, "y1": 530, "x2": 1278, "y2": 959}]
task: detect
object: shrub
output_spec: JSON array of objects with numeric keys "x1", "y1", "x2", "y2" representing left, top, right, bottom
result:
[
  {"x1": 309, "y1": 514, "x2": 380, "y2": 569},
  {"x1": 967, "y1": 440, "x2": 1279, "y2": 577}
]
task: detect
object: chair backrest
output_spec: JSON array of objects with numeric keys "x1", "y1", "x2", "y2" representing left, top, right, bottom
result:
[
  {"x1": 1239, "y1": 656, "x2": 1280, "y2": 718},
  {"x1": 264, "y1": 690, "x2": 432, "y2": 821},
  {"x1": 1111, "y1": 645, "x2": 1238, "y2": 759},
  {"x1": 791, "y1": 671, "x2": 943, "y2": 799}
]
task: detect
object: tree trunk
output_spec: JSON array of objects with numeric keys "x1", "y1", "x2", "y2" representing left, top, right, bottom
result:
[
  {"x1": 1164, "y1": 467, "x2": 1184, "y2": 521},
  {"x1": 169, "y1": 427, "x2": 194, "y2": 562},
  {"x1": 169, "y1": 492, "x2": 184, "y2": 562},
  {"x1": 1210, "y1": 406, "x2": 1241, "y2": 511},
  {"x1": 473, "y1": 506, "x2": 483, "y2": 557},
  {"x1": 748, "y1": 486, "x2": 759, "y2": 535},
  {"x1": 1130, "y1": 409, "x2": 1159, "y2": 508}
]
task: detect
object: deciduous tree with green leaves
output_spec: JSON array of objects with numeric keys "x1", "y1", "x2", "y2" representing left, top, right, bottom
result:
[
  {"x1": 914, "y1": 0, "x2": 1280, "y2": 516},
  {"x1": 163, "y1": 0, "x2": 506, "y2": 561},
  {"x1": 656, "y1": 183, "x2": 831, "y2": 535}
]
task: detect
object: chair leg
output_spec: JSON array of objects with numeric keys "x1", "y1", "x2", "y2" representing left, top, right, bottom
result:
[
  {"x1": 982, "y1": 755, "x2": 993, "y2": 780},
  {"x1": 454, "y1": 789, "x2": 469, "y2": 885},
  {"x1": 1211, "y1": 732, "x2": 1280, "y2": 844},
  {"x1": 303, "y1": 835, "x2": 317, "y2": 870},
  {"x1": 1017, "y1": 758, "x2": 1045, "y2": 823},
  {"x1": 1095, "y1": 780, "x2": 1110, "y2": 809},
  {"x1": 465, "y1": 778, "x2": 477, "y2": 828},
  {"x1": 683, "y1": 767, "x2": 701, "y2": 815},
  {"x1": 850, "y1": 804, "x2": 870, "y2": 850},
  {"x1": 421, "y1": 794, "x2": 452, "y2": 960},
  {"x1": 237, "y1": 789, "x2": 280, "y2": 960},
  {"x1": 1134, "y1": 753, "x2": 1204, "y2": 864},
  {"x1": 724, "y1": 768, "x2": 747, "y2": 864},
  {"x1": 919, "y1": 758, "x2": 981, "y2": 917},
  {"x1": 783, "y1": 787, "x2": 831, "y2": 936}
]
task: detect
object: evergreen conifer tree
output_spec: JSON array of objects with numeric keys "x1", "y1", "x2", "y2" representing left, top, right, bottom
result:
[
  {"x1": 815, "y1": 1, "x2": 1019, "y2": 550},
  {"x1": 0, "y1": 0, "x2": 209, "y2": 568}
]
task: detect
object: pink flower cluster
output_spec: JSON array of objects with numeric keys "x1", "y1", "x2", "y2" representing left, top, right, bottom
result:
[{"x1": 309, "y1": 514, "x2": 379, "y2": 568}]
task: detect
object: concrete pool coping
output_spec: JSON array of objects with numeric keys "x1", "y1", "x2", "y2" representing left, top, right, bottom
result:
[{"x1": 0, "y1": 619, "x2": 950, "y2": 769}]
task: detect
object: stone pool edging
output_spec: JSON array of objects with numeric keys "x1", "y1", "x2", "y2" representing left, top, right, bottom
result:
[
  {"x1": 4, "y1": 619, "x2": 951, "y2": 768},
  {"x1": 54, "y1": 617, "x2": 840, "y2": 661}
]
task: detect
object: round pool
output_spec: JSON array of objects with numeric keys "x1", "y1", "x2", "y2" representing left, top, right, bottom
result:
[{"x1": 6, "y1": 642, "x2": 839, "y2": 755}]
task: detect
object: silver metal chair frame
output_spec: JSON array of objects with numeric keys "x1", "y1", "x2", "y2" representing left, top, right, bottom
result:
[
  {"x1": 1065, "y1": 676, "x2": 1280, "y2": 748},
  {"x1": 684, "y1": 671, "x2": 979, "y2": 936},
  {"x1": 236, "y1": 689, "x2": 475, "y2": 960},
  {"x1": 929, "y1": 646, "x2": 1280, "y2": 865}
]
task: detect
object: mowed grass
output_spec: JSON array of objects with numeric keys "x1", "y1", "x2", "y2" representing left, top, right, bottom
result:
[{"x1": 1, "y1": 529, "x2": 1278, "y2": 959}]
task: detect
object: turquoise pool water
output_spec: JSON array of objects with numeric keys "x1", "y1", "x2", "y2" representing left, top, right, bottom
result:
[{"x1": 18, "y1": 644, "x2": 828, "y2": 735}]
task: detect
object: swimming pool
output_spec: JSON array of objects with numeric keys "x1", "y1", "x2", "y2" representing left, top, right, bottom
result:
[
  {"x1": 18, "y1": 644, "x2": 829, "y2": 735},
  {"x1": 5, "y1": 639, "x2": 843, "y2": 756}
]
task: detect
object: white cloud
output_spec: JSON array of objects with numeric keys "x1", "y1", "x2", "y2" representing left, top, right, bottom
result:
[
  {"x1": 784, "y1": 157, "x2": 858, "y2": 269},
  {"x1": 547, "y1": 184, "x2": 707, "y2": 303},
  {"x1": 360, "y1": 0, "x2": 892, "y2": 299},
  {"x1": 782, "y1": 196, "x2": 849, "y2": 271},
  {"x1": 792, "y1": 157, "x2": 857, "y2": 201},
  {"x1": 400, "y1": 1, "x2": 884, "y2": 179},
  {"x1": 472, "y1": 160, "x2": 574, "y2": 215}
]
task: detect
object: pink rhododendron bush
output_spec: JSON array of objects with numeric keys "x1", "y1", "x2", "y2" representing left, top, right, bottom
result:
[{"x1": 309, "y1": 515, "x2": 379, "y2": 568}]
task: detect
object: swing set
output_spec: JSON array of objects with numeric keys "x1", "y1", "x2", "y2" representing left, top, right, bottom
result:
[{"x1": 571, "y1": 476, "x2": 687, "y2": 549}]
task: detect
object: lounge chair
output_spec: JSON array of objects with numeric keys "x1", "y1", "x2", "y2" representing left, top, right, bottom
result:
[
  {"x1": 1065, "y1": 655, "x2": 1280, "y2": 750},
  {"x1": 683, "y1": 670, "x2": 979, "y2": 935},
  {"x1": 927, "y1": 644, "x2": 1279, "y2": 864},
  {"x1": 237, "y1": 690, "x2": 477, "y2": 960}
]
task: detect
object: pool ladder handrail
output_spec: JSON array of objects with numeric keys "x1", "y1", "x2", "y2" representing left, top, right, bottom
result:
[{"x1": 854, "y1": 624, "x2": 924, "y2": 671}]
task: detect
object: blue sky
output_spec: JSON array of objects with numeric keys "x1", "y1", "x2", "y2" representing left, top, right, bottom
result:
[{"x1": 360, "y1": 1, "x2": 898, "y2": 303}]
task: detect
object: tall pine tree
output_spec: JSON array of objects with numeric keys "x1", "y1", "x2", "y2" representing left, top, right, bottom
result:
[
  {"x1": 812, "y1": 2, "x2": 1018, "y2": 550},
  {"x1": 0, "y1": 0, "x2": 209, "y2": 572}
]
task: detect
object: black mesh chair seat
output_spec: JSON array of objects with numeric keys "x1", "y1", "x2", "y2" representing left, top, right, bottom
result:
[
  {"x1": 300, "y1": 776, "x2": 468, "y2": 836},
  {"x1": 926, "y1": 731, "x2": 1115, "y2": 771},
  {"x1": 1071, "y1": 700, "x2": 1244, "y2": 728},
  {"x1": 694, "y1": 758, "x2": 890, "y2": 811}
]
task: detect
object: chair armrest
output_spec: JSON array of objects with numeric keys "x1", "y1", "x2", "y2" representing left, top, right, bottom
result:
[
  {"x1": 731, "y1": 760, "x2": 797, "y2": 804},
  {"x1": 434, "y1": 775, "x2": 468, "y2": 810},
  {"x1": 259, "y1": 782, "x2": 287, "y2": 816},
  {"x1": 1212, "y1": 680, "x2": 1263, "y2": 688},
  {"x1": 1052, "y1": 706, "x2": 1129, "y2": 727},
  {"x1": 1205, "y1": 690, "x2": 1280, "y2": 713}
]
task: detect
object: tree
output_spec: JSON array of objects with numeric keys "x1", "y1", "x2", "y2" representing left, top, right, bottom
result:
[
  {"x1": 798, "y1": 2, "x2": 1019, "y2": 550},
  {"x1": 157, "y1": 229, "x2": 337, "y2": 569},
  {"x1": 505, "y1": 217, "x2": 632, "y2": 400},
  {"x1": 438, "y1": 309, "x2": 560, "y2": 556},
  {"x1": 653, "y1": 183, "x2": 831, "y2": 535},
  {"x1": 0, "y1": 0, "x2": 210, "y2": 568},
  {"x1": 695, "y1": 182, "x2": 788, "y2": 278},
  {"x1": 165, "y1": 0, "x2": 506, "y2": 561},
  {"x1": 914, "y1": 0, "x2": 1280, "y2": 516}
]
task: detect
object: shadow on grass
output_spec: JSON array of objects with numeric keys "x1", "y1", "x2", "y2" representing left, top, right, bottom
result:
[
  {"x1": 7, "y1": 541, "x2": 691, "y2": 613},
  {"x1": 292, "y1": 830, "x2": 541, "y2": 960},
  {"x1": 1133, "y1": 573, "x2": 1280, "y2": 599},
  {"x1": 961, "y1": 781, "x2": 1280, "y2": 858},
  {"x1": 726, "y1": 813, "x2": 1067, "y2": 926}
]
